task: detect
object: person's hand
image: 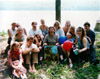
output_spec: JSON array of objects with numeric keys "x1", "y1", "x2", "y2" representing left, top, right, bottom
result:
[
  {"x1": 56, "y1": 43, "x2": 59, "y2": 45},
  {"x1": 31, "y1": 48, "x2": 34, "y2": 51},
  {"x1": 43, "y1": 43, "x2": 47, "y2": 46},
  {"x1": 78, "y1": 50, "x2": 81, "y2": 53},
  {"x1": 39, "y1": 46, "x2": 42, "y2": 50}
]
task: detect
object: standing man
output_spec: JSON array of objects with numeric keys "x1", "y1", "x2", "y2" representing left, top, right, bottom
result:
[
  {"x1": 63, "y1": 20, "x2": 71, "y2": 36},
  {"x1": 84, "y1": 22, "x2": 99, "y2": 65},
  {"x1": 8, "y1": 22, "x2": 17, "y2": 45}
]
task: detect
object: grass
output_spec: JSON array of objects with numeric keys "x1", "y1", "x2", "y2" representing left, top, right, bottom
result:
[
  {"x1": 27, "y1": 59, "x2": 100, "y2": 79},
  {"x1": 1, "y1": 32, "x2": 100, "y2": 79},
  {"x1": 26, "y1": 33, "x2": 100, "y2": 79}
]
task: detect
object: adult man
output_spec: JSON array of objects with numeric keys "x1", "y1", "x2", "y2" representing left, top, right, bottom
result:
[
  {"x1": 8, "y1": 22, "x2": 17, "y2": 45},
  {"x1": 84, "y1": 22, "x2": 99, "y2": 65},
  {"x1": 63, "y1": 20, "x2": 71, "y2": 36},
  {"x1": 29, "y1": 22, "x2": 44, "y2": 38}
]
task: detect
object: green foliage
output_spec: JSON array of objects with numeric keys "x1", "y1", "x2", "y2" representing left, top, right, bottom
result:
[
  {"x1": 27, "y1": 37, "x2": 100, "y2": 79},
  {"x1": 0, "y1": 31, "x2": 7, "y2": 36},
  {"x1": 94, "y1": 23, "x2": 100, "y2": 32}
]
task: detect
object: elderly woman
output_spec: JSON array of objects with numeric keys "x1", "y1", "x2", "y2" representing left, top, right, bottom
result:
[
  {"x1": 11, "y1": 27, "x2": 26, "y2": 46},
  {"x1": 40, "y1": 27, "x2": 64, "y2": 63},
  {"x1": 54, "y1": 21, "x2": 65, "y2": 38}
]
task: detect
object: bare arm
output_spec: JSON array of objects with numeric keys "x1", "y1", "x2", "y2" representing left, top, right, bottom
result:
[
  {"x1": 8, "y1": 29, "x2": 12, "y2": 38},
  {"x1": 22, "y1": 47, "x2": 40, "y2": 55},
  {"x1": 23, "y1": 28, "x2": 27, "y2": 35},
  {"x1": 78, "y1": 37, "x2": 87, "y2": 53},
  {"x1": 22, "y1": 47, "x2": 34, "y2": 55}
]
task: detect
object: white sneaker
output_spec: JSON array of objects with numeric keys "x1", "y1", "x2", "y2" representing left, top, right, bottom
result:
[
  {"x1": 69, "y1": 64, "x2": 73, "y2": 68},
  {"x1": 20, "y1": 74, "x2": 27, "y2": 79}
]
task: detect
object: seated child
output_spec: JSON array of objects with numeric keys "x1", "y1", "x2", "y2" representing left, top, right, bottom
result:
[
  {"x1": 8, "y1": 42, "x2": 27, "y2": 79},
  {"x1": 62, "y1": 32, "x2": 73, "y2": 68}
]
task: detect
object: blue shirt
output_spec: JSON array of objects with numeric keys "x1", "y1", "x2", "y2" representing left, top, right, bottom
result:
[{"x1": 86, "y1": 29, "x2": 95, "y2": 46}]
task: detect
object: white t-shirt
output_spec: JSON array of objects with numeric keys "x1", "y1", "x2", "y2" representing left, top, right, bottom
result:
[
  {"x1": 28, "y1": 29, "x2": 42, "y2": 36},
  {"x1": 21, "y1": 42, "x2": 37, "y2": 50},
  {"x1": 10, "y1": 28, "x2": 16, "y2": 37}
]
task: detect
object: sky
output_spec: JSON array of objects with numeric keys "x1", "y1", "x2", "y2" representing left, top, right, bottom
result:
[{"x1": 0, "y1": 0, "x2": 100, "y2": 10}]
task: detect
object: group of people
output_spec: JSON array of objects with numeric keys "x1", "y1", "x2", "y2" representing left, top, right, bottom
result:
[{"x1": 7, "y1": 19, "x2": 99, "y2": 79}]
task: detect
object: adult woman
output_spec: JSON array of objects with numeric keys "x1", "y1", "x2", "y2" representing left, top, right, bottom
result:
[
  {"x1": 40, "y1": 19, "x2": 48, "y2": 37},
  {"x1": 70, "y1": 27, "x2": 90, "y2": 63},
  {"x1": 11, "y1": 27, "x2": 26, "y2": 46},
  {"x1": 54, "y1": 21, "x2": 65, "y2": 38},
  {"x1": 69, "y1": 26, "x2": 78, "y2": 48},
  {"x1": 16, "y1": 23, "x2": 27, "y2": 35},
  {"x1": 22, "y1": 36, "x2": 40, "y2": 72},
  {"x1": 40, "y1": 27, "x2": 64, "y2": 63}
]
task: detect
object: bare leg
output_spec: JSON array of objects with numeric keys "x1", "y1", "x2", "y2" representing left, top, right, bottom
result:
[
  {"x1": 60, "y1": 55, "x2": 63, "y2": 60},
  {"x1": 13, "y1": 70, "x2": 20, "y2": 78},
  {"x1": 32, "y1": 64, "x2": 37, "y2": 72},
  {"x1": 40, "y1": 57, "x2": 43, "y2": 61},
  {"x1": 29, "y1": 64, "x2": 33, "y2": 72},
  {"x1": 67, "y1": 52, "x2": 73, "y2": 68}
]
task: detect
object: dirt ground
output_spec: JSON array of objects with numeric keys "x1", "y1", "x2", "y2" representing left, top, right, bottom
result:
[{"x1": 0, "y1": 36, "x2": 11, "y2": 79}]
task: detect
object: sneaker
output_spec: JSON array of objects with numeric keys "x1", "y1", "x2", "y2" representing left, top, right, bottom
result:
[{"x1": 69, "y1": 64, "x2": 73, "y2": 68}]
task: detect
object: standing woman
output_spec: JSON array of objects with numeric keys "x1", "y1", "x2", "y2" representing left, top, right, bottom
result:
[
  {"x1": 40, "y1": 19, "x2": 48, "y2": 37},
  {"x1": 54, "y1": 21, "x2": 65, "y2": 38}
]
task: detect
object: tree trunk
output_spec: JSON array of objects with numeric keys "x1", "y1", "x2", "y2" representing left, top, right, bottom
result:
[{"x1": 56, "y1": 0, "x2": 61, "y2": 23}]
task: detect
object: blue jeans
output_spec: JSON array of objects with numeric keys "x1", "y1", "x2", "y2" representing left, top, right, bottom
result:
[{"x1": 90, "y1": 45, "x2": 96, "y2": 62}]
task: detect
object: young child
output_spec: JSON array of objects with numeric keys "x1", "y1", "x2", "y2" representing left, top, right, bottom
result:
[
  {"x1": 62, "y1": 32, "x2": 73, "y2": 68},
  {"x1": 8, "y1": 42, "x2": 27, "y2": 79}
]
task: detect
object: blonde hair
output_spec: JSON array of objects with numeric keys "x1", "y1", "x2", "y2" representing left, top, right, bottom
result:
[{"x1": 15, "y1": 27, "x2": 24, "y2": 36}]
